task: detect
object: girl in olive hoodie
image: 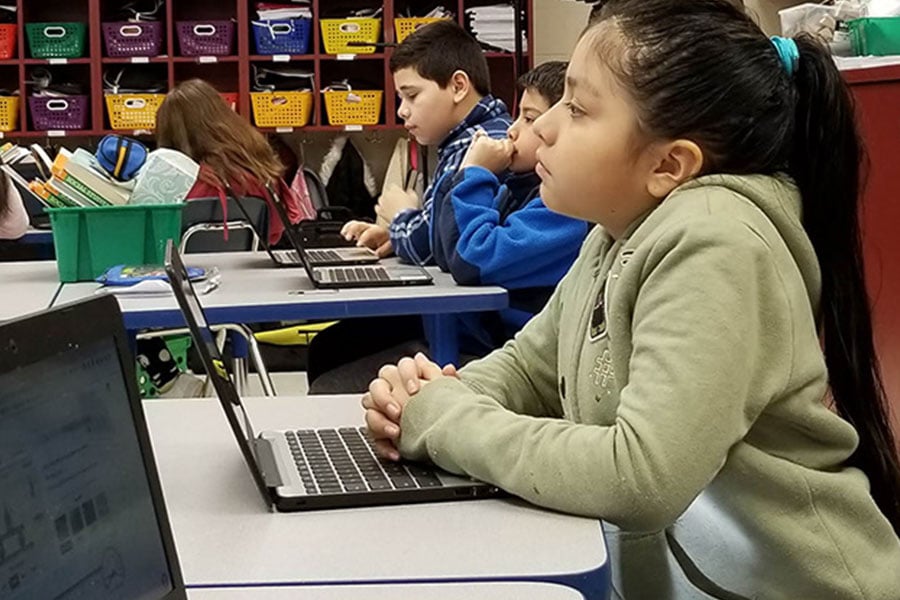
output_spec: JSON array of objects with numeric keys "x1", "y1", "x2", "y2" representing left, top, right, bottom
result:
[{"x1": 362, "y1": 1, "x2": 900, "y2": 598}]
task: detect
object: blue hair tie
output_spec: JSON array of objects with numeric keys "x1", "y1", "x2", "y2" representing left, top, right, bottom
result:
[{"x1": 770, "y1": 36, "x2": 799, "y2": 76}]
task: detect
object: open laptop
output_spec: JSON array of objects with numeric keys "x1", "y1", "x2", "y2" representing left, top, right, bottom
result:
[
  {"x1": 233, "y1": 185, "x2": 433, "y2": 289},
  {"x1": 0, "y1": 295, "x2": 186, "y2": 600},
  {"x1": 225, "y1": 184, "x2": 379, "y2": 268},
  {"x1": 165, "y1": 240, "x2": 499, "y2": 512}
]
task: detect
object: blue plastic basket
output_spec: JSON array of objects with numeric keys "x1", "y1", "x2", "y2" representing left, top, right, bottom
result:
[{"x1": 252, "y1": 18, "x2": 312, "y2": 55}]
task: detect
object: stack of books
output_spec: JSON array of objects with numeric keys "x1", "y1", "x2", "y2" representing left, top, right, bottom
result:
[{"x1": 1, "y1": 143, "x2": 131, "y2": 209}]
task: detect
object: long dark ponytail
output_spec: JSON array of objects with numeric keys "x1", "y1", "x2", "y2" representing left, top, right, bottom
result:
[
  {"x1": 791, "y1": 37, "x2": 900, "y2": 533},
  {"x1": 592, "y1": 0, "x2": 900, "y2": 534}
]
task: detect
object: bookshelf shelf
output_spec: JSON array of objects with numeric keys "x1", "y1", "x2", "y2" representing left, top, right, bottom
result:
[{"x1": 0, "y1": 0, "x2": 533, "y2": 138}]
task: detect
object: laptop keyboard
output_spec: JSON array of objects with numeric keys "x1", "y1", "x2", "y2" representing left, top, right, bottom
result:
[
  {"x1": 285, "y1": 428, "x2": 444, "y2": 495},
  {"x1": 327, "y1": 266, "x2": 390, "y2": 283},
  {"x1": 306, "y1": 249, "x2": 343, "y2": 263},
  {"x1": 274, "y1": 249, "x2": 302, "y2": 264}
]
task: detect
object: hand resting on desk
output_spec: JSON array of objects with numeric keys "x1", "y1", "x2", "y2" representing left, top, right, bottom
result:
[{"x1": 362, "y1": 353, "x2": 457, "y2": 461}]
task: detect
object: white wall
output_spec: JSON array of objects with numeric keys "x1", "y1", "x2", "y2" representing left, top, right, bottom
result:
[{"x1": 532, "y1": 0, "x2": 803, "y2": 68}]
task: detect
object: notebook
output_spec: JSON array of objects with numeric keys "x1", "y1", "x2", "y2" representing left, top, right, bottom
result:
[
  {"x1": 0, "y1": 295, "x2": 186, "y2": 600},
  {"x1": 165, "y1": 240, "x2": 499, "y2": 512}
]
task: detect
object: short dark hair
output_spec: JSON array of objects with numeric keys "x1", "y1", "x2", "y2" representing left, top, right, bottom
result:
[
  {"x1": 389, "y1": 20, "x2": 491, "y2": 96},
  {"x1": 517, "y1": 61, "x2": 567, "y2": 106}
]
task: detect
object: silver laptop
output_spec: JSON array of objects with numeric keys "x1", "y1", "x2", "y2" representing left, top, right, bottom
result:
[
  {"x1": 0, "y1": 295, "x2": 186, "y2": 599},
  {"x1": 165, "y1": 240, "x2": 499, "y2": 512},
  {"x1": 224, "y1": 184, "x2": 380, "y2": 267},
  {"x1": 231, "y1": 184, "x2": 433, "y2": 289}
]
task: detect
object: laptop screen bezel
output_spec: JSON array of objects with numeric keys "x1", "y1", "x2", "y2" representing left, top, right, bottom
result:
[
  {"x1": 0, "y1": 294, "x2": 187, "y2": 600},
  {"x1": 164, "y1": 239, "x2": 275, "y2": 509}
]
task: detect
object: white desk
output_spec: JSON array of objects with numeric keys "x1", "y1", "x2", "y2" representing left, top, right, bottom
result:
[
  {"x1": 0, "y1": 260, "x2": 61, "y2": 321},
  {"x1": 54, "y1": 252, "x2": 508, "y2": 364},
  {"x1": 144, "y1": 395, "x2": 609, "y2": 599},
  {"x1": 186, "y1": 581, "x2": 586, "y2": 599}
]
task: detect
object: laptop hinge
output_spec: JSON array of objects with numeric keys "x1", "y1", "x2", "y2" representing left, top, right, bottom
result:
[{"x1": 252, "y1": 437, "x2": 285, "y2": 487}]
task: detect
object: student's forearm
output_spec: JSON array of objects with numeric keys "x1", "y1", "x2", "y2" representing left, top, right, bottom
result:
[{"x1": 400, "y1": 378, "x2": 732, "y2": 530}]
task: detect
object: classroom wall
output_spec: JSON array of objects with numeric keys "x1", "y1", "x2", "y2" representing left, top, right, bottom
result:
[{"x1": 532, "y1": 0, "x2": 804, "y2": 67}]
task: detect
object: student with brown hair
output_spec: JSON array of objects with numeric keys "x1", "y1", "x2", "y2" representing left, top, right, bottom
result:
[{"x1": 156, "y1": 78, "x2": 302, "y2": 244}]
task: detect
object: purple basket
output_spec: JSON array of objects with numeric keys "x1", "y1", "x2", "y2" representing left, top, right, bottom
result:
[
  {"x1": 176, "y1": 20, "x2": 235, "y2": 56},
  {"x1": 29, "y1": 95, "x2": 90, "y2": 131},
  {"x1": 103, "y1": 21, "x2": 164, "y2": 57}
]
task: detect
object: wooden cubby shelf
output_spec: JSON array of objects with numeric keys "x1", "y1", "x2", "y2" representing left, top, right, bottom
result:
[{"x1": 0, "y1": 0, "x2": 532, "y2": 139}]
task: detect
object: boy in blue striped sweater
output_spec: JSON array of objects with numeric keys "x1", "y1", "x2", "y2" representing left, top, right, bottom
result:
[{"x1": 341, "y1": 20, "x2": 510, "y2": 263}]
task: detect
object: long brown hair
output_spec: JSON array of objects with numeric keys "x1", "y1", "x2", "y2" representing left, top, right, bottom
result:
[{"x1": 156, "y1": 79, "x2": 283, "y2": 188}]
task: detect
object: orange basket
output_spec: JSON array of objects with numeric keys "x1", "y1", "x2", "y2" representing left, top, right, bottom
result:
[
  {"x1": 0, "y1": 96, "x2": 19, "y2": 132},
  {"x1": 320, "y1": 18, "x2": 381, "y2": 54},
  {"x1": 105, "y1": 93, "x2": 166, "y2": 130},
  {"x1": 322, "y1": 90, "x2": 382, "y2": 126},
  {"x1": 393, "y1": 17, "x2": 449, "y2": 43},
  {"x1": 0, "y1": 24, "x2": 16, "y2": 59},
  {"x1": 220, "y1": 92, "x2": 239, "y2": 111},
  {"x1": 250, "y1": 91, "x2": 313, "y2": 127}
]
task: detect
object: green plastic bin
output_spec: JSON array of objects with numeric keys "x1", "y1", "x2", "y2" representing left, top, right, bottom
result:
[
  {"x1": 849, "y1": 17, "x2": 900, "y2": 57},
  {"x1": 47, "y1": 203, "x2": 184, "y2": 282},
  {"x1": 26, "y1": 22, "x2": 87, "y2": 58}
]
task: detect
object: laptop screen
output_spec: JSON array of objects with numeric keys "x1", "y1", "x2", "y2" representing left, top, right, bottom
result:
[
  {"x1": 0, "y1": 336, "x2": 175, "y2": 600},
  {"x1": 165, "y1": 241, "x2": 273, "y2": 507}
]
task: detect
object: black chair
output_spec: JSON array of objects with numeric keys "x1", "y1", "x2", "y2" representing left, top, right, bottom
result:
[
  {"x1": 141, "y1": 195, "x2": 277, "y2": 396},
  {"x1": 180, "y1": 196, "x2": 269, "y2": 254}
]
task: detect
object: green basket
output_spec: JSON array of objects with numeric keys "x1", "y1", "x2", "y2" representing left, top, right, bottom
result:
[
  {"x1": 849, "y1": 17, "x2": 900, "y2": 57},
  {"x1": 47, "y1": 203, "x2": 184, "y2": 282},
  {"x1": 26, "y1": 22, "x2": 87, "y2": 58}
]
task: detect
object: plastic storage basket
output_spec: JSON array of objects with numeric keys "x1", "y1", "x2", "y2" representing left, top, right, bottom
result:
[
  {"x1": 29, "y1": 95, "x2": 89, "y2": 130},
  {"x1": 849, "y1": 17, "x2": 900, "y2": 57},
  {"x1": 102, "y1": 21, "x2": 164, "y2": 57},
  {"x1": 323, "y1": 90, "x2": 382, "y2": 125},
  {"x1": 320, "y1": 18, "x2": 381, "y2": 54},
  {"x1": 176, "y1": 20, "x2": 235, "y2": 56},
  {"x1": 251, "y1": 91, "x2": 313, "y2": 127},
  {"x1": 26, "y1": 22, "x2": 87, "y2": 58},
  {"x1": 47, "y1": 203, "x2": 184, "y2": 282},
  {"x1": 105, "y1": 93, "x2": 166, "y2": 130},
  {"x1": 393, "y1": 17, "x2": 447, "y2": 43},
  {"x1": 0, "y1": 96, "x2": 18, "y2": 132},
  {"x1": 252, "y1": 18, "x2": 312, "y2": 54},
  {"x1": 0, "y1": 24, "x2": 16, "y2": 59}
]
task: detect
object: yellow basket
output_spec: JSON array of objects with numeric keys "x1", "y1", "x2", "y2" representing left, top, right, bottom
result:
[
  {"x1": 105, "y1": 93, "x2": 165, "y2": 130},
  {"x1": 394, "y1": 17, "x2": 450, "y2": 43},
  {"x1": 323, "y1": 90, "x2": 382, "y2": 126},
  {"x1": 0, "y1": 96, "x2": 19, "y2": 132},
  {"x1": 250, "y1": 91, "x2": 313, "y2": 128},
  {"x1": 320, "y1": 18, "x2": 381, "y2": 54}
]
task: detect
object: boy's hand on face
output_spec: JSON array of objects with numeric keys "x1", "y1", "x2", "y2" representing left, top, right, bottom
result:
[
  {"x1": 461, "y1": 131, "x2": 515, "y2": 174},
  {"x1": 361, "y1": 353, "x2": 459, "y2": 461},
  {"x1": 340, "y1": 221, "x2": 394, "y2": 257},
  {"x1": 376, "y1": 184, "x2": 419, "y2": 225}
]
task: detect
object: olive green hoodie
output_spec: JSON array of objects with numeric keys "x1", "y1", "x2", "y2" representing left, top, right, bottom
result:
[{"x1": 399, "y1": 174, "x2": 900, "y2": 599}]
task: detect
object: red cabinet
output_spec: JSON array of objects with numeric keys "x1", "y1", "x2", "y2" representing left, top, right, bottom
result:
[{"x1": 845, "y1": 65, "x2": 900, "y2": 447}]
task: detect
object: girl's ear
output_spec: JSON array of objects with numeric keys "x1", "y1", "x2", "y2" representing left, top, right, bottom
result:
[
  {"x1": 450, "y1": 70, "x2": 473, "y2": 104},
  {"x1": 645, "y1": 139, "x2": 704, "y2": 199}
]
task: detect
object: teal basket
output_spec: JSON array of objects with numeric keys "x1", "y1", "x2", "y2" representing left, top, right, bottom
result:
[
  {"x1": 47, "y1": 203, "x2": 184, "y2": 282},
  {"x1": 26, "y1": 22, "x2": 87, "y2": 58},
  {"x1": 849, "y1": 17, "x2": 900, "y2": 57}
]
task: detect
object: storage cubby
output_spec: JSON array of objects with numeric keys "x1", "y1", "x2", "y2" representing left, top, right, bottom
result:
[{"x1": 0, "y1": 0, "x2": 531, "y2": 137}]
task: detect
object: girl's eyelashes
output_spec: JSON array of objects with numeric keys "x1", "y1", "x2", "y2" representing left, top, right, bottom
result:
[{"x1": 564, "y1": 101, "x2": 585, "y2": 117}]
